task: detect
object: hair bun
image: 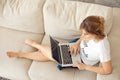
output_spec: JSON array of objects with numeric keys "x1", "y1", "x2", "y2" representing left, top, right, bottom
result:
[{"x1": 99, "y1": 17, "x2": 105, "y2": 25}]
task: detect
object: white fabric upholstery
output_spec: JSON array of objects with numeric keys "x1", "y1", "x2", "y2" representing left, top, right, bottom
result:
[
  {"x1": 29, "y1": 62, "x2": 75, "y2": 80},
  {"x1": 97, "y1": 62, "x2": 120, "y2": 80},
  {"x1": 0, "y1": 0, "x2": 45, "y2": 33},
  {"x1": 0, "y1": 26, "x2": 44, "y2": 80},
  {"x1": 43, "y1": 0, "x2": 113, "y2": 40},
  {"x1": 74, "y1": 69, "x2": 97, "y2": 80}
]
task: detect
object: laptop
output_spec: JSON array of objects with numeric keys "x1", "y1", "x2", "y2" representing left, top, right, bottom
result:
[{"x1": 50, "y1": 36, "x2": 81, "y2": 67}]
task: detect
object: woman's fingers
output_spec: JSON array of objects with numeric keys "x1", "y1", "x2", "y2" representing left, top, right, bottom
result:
[
  {"x1": 77, "y1": 47, "x2": 80, "y2": 54},
  {"x1": 74, "y1": 48, "x2": 78, "y2": 55},
  {"x1": 70, "y1": 47, "x2": 75, "y2": 55},
  {"x1": 69, "y1": 47, "x2": 72, "y2": 54},
  {"x1": 70, "y1": 47, "x2": 74, "y2": 54},
  {"x1": 70, "y1": 46, "x2": 79, "y2": 55}
]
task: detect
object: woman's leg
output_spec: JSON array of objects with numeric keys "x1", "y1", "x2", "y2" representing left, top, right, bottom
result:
[
  {"x1": 24, "y1": 39, "x2": 54, "y2": 61},
  {"x1": 7, "y1": 51, "x2": 53, "y2": 62}
]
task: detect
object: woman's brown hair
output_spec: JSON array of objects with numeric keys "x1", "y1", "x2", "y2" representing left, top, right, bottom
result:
[{"x1": 80, "y1": 16, "x2": 105, "y2": 39}]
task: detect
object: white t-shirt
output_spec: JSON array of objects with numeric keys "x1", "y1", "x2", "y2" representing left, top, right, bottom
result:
[{"x1": 80, "y1": 36, "x2": 111, "y2": 66}]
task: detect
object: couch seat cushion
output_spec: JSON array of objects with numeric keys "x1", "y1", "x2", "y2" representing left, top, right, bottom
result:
[{"x1": 0, "y1": 26, "x2": 43, "y2": 80}]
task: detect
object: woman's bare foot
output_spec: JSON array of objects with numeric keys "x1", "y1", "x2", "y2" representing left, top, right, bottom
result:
[
  {"x1": 24, "y1": 39, "x2": 41, "y2": 50},
  {"x1": 24, "y1": 39, "x2": 39, "y2": 46},
  {"x1": 7, "y1": 51, "x2": 19, "y2": 58}
]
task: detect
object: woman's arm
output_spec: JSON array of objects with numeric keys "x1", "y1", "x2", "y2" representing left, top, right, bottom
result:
[
  {"x1": 76, "y1": 34, "x2": 84, "y2": 44},
  {"x1": 77, "y1": 60, "x2": 112, "y2": 75},
  {"x1": 70, "y1": 35, "x2": 83, "y2": 54}
]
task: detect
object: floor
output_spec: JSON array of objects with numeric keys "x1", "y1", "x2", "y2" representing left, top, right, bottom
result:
[{"x1": 0, "y1": 77, "x2": 10, "y2": 80}]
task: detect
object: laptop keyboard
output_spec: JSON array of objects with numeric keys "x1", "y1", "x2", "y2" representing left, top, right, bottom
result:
[{"x1": 61, "y1": 45, "x2": 72, "y2": 64}]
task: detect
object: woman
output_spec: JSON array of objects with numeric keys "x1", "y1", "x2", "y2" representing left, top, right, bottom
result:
[{"x1": 7, "y1": 16, "x2": 112, "y2": 75}]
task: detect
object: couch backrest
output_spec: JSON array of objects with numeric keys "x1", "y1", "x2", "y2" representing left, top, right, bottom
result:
[
  {"x1": 43, "y1": 0, "x2": 113, "y2": 40},
  {"x1": 0, "y1": 0, "x2": 45, "y2": 33}
]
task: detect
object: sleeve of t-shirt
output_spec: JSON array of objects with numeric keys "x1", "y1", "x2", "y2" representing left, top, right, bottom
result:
[{"x1": 99, "y1": 39, "x2": 111, "y2": 62}]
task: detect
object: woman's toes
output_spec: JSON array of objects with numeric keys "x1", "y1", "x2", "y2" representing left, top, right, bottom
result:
[
  {"x1": 6, "y1": 52, "x2": 18, "y2": 58},
  {"x1": 24, "y1": 39, "x2": 34, "y2": 45},
  {"x1": 25, "y1": 39, "x2": 30, "y2": 44}
]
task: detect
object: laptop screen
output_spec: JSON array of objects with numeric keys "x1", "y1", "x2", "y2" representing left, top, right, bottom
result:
[{"x1": 50, "y1": 36, "x2": 62, "y2": 64}]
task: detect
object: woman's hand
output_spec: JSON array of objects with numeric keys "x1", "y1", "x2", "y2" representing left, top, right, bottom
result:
[
  {"x1": 76, "y1": 61, "x2": 87, "y2": 70},
  {"x1": 70, "y1": 43, "x2": 80, "y2": 55}
]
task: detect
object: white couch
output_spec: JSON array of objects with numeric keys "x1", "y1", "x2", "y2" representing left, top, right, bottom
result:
[{"x1": 0, "y1": 0, "x2": 120, "y2": 80}]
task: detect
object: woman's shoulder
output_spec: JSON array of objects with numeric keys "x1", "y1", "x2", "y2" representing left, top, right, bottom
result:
[
  {"x1": 99, "y1": 36, "x2": 109, "y2": 44},
  {"x1": 98, "y1": 36, "x2": 110, "y2": 50}
]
